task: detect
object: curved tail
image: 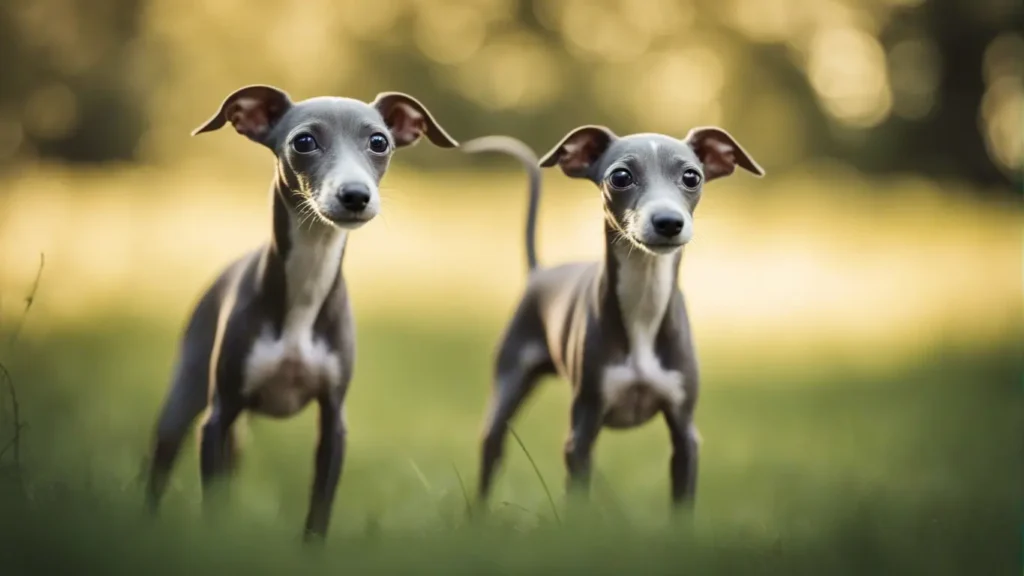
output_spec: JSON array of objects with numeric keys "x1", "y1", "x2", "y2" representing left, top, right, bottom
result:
[{"x1": 461, "y1": 135, "x2": 542, "y2": 273}]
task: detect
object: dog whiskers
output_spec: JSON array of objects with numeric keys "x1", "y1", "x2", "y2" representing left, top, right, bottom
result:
[
  {"x1": 296, "y1": 199, "x2": 318, "y2": 231},
  {"x1": 606, "y1": 210, "x2": 647, "y2": 257}
]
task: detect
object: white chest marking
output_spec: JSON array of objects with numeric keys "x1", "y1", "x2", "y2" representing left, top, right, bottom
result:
[
  {"x1": 242, "y1": 225, "x2": 348, "y2": 413},
  {"x1": 602, "y1": 246, "x2": 685, "y2": 424}
]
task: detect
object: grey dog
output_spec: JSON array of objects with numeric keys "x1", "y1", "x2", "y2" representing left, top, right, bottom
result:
[
  {"x1": 462, "y1": 125, "x2": 763, "y2": 509},
  {"x1": 145, "y1": 84, "x2": 457, "y2": 539}
]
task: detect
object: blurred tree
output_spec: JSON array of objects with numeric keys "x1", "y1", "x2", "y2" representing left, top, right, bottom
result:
[
  {"x1": 856, "y1": 0, "x2": 1022, "y2": 189},
  {"x1": 422, "y1": 0, "x2": 1022, "y2": 193},
  {"x1": 0, "y1": 0, "x2": 1018, "y2": 195},
  {"x1": 0, "y1": 0, "x2": 147, "y2": 168}
]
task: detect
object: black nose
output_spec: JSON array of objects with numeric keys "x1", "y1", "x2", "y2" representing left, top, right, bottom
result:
[
  {"x1": 652, "y1": 214, "x2": 685, "y2": 238},
  {"x1": 338, "y1": 184, "x2": 371, "y2": 212}
]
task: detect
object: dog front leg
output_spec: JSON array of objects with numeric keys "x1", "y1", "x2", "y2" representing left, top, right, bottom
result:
[
  {"x1": 304, "y1": 393, "x2": 346, "y2": 540},
  {"x1": 664, "y1": 409, "x2": 698, "y2": 507},
  {"x1": 563, "y1": 395, "x2": 602, "y2": 497},
  {"x1": 199, "y1": 393, "x2": 242, "y2": 513},
  {"x1": 147, "y1": 375, "x2": 209, "y2": 513}
]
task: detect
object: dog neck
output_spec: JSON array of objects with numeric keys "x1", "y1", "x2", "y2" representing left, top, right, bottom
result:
[
  {"x1": 602, "y1": 222, "x2": 681, "y2": 353},
  {"x1": 260, "y1": 180, "x2": 349, "y2": 338}
]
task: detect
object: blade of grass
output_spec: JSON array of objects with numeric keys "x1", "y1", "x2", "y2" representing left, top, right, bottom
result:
[
  {"x1": 0, "y1": 363, "x2": 19, "y2": 462},
  {"x1": 0, "y1": 252, "x2": 43, "y2": 492},
  {"x1": 408, "y1": 459, "x2": 433, "y2": 493},
  {"x1": 499, "y1": 501, "x2": 542, "y2": 519},
  {"x1": 508, "y1": 425, "x2": 560, "y2": 524},
  {"x1": 451, "y1": 463, "x2": 472, "y2": 519},
  {"x1": 8, "y1": 253, "x2": 44, "y2": 347}
]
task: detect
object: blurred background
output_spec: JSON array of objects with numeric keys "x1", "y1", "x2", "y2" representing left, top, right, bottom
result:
[{"x1": 0, "y1": 0, "x2": 1020, "y2": 574}]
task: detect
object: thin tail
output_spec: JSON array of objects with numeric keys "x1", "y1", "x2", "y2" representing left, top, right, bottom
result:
[{"x1": 460, "y1": 135, "x2": 542, "y2": 272}]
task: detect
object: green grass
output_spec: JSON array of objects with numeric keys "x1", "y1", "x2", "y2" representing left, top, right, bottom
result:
[{"x1": 0, "y1": 316, "x2": 1020, "y2": 575}]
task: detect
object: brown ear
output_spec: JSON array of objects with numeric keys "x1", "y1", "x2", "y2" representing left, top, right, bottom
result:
[
  {"x1": 683, "y1": 127, "x2": 765, "y2": 182},
  {"x1": 538, "y1": 125, "x2": 617, "y2": 179},
  {"x1": 372, "y1": 92, "x2": 458, "y2": 149},
  {"x1": 191, "y1": 85, "x2": 293, "y2": 144}
]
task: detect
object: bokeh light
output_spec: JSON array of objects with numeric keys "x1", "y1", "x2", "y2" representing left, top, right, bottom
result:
[
  {"x1": 629, "y1": 46, "x2": 726, "y2": 133},
  {"x1": 415, "y1": 3, "x2": 487, "y2": 65},
  {"x1": 807, "y1": 26, "x2": 893, "y2": 128},
  {"x1": 452, "y1": 31, "x2": 561, "y2": 110},
  {"x1": 979, "y1": 33, "x2": 1024, "y2": 175},
  {"x1": 728, "y1": 0, "x2": 805, "y2": 43}
]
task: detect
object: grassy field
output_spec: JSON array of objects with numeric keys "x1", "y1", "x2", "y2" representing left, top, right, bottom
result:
[{"x1": 0, "y1": 314, "x2": 1019, "y2": 575}]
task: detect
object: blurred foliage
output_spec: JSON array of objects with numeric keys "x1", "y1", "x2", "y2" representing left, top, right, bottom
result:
[
  {"x1": 0, "y1": 0, "x2": 147, "y2": 163},
  {"x1": 0, "y1": 0, "x2": 1020, "y2": 191}
]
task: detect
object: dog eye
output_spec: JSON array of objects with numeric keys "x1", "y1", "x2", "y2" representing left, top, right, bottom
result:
[
  {"x1": 369, "y1": 133, "x2": 390, "y2": 154},
  {"x1": 291, "y1": 133, "x2": 319, "y2": 154},
  {"x1": 681, "y1": 169, "x2": 702, "y2": 189},
  {"x1": 608, "y1": 169, "x2": 634, "y2": 189}
]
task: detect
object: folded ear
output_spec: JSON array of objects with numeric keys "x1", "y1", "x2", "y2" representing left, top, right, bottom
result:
[
  {"x1": 191, "y1": 85, "x2": 293, "y2": 145},
  {"x1": 538, "y1": 125, "x2": 617, "y2": 179},
  {"x1": 372, "y1": 92, "x2": 458, "y2": 149},
  {"x1": 683, "y1": 127, "x2": 765, "y2": 182}
]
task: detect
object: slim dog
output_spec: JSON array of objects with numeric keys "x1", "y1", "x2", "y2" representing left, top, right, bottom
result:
[
  {"x1": 463, "y1": 126, "x2": 763, "y2": 508},
  {"x1": 145, "y1": 84, "x2": 457, "y2": 539}
]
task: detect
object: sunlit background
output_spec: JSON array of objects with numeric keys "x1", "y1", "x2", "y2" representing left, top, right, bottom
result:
[{"x1": 0, "y1": 0, "x2": 1020, "y2": 574}]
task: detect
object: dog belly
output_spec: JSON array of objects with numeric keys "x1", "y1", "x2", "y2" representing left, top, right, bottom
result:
[
  {"x1": 600, "y1": 362, "x2": 684, "y2": 429},
  {"x1": 246, "y1": 359, "x2": 322, "y2": 417},
  {"x1": 602, "y1": 385, "x2": 664, "y2": 428},
  {"x1": 243, "y1": 335, "x2": 342, "y2": 418}
]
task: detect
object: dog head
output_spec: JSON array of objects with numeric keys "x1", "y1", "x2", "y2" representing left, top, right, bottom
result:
[
  {"x1": 540, "y1": 125, "x2": 763, "y2": 253},
  {"x1": 193, "y1": 85, "x2": 457, "y2": 229}
]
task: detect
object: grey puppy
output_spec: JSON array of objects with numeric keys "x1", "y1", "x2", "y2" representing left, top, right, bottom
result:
[
  {"x1": 462, "y1": 126, "x2": 763, "y2": 509},
  {"x1": 145, "y1": 84, "x2": 457, "y2": 539}
]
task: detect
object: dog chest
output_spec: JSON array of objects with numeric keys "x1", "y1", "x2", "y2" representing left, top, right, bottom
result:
[
  {"x1": 601, "y1": 351, "x2": 684, "y2": 428},
  {"x1": 242, "y1": 329, "x2": 342, "y2": 417}
]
